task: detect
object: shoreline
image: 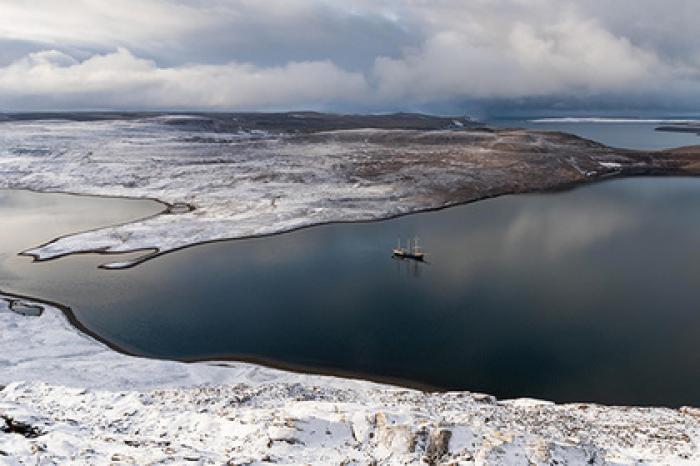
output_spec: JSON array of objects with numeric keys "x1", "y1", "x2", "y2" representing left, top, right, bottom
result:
[
  {"x1": 0, "y1": 116, "x2": 700, "y2": 464},
  {"x1": 1, "y1": 290, "x2": 699, "y2": 464},
  {"x1": 17, "y1": 162, "x2": 700, "y2": 270},
  {"x1": 0, "y1": 286, "x2": 443, "y2": 394},
  {"x1": 4, "y1": 116, "x2": 699, "y2": 270},
  {"x1": 2, "y1": 172, "x2": 700, "y2": 404}
]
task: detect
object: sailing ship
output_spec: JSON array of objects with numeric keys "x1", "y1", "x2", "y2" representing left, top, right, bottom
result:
[{"x1": 392, "y1": 237, "x2": 425, "y2": 261}]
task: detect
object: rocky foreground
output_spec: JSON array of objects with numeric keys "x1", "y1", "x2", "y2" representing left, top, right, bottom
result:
[
  {"x1": 2, "y1": 294, "x2": 700, "y2": 465},
  {"x1": 0, "y1": 112, "x2": 698, "y2": 268}
]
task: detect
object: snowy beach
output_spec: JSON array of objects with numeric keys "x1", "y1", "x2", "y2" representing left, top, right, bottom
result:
[{"x1": 2, "y1": 293, "x2": 700, "y2": 464}]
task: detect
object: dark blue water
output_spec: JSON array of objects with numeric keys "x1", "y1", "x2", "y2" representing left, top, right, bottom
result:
[
  {"x1": 4, "y1": 176, "x2": 700, "y2": 406},
  {"x1": 3, "y1": 122, "x2": 700, "y2": 407}
]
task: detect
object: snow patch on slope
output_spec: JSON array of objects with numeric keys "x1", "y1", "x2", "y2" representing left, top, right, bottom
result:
[{"x1": 0, "y1": 118, "x2": 626, "y2": 268}]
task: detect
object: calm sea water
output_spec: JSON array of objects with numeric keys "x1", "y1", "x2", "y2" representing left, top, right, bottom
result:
[
  {"x1": 488, "y1": 118, "x2": 700, "y2": 150},
  {"x1": 2, "y1": 122, "x2": 700, "y2": 406}
]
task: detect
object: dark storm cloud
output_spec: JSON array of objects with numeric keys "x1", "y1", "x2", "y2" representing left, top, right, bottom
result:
[
  {"x1": 0, "y1": 0, "x2": 699, "y2": 114},
  {"x1": 154, "y1": 4, "x2": 418, "y2": 70}
]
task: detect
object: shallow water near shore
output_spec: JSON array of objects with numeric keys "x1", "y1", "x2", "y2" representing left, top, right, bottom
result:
[{"x1": 3, "y1": 175, "x2": 700, "y2": 407}]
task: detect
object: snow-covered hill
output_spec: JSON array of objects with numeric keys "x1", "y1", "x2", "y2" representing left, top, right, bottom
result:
[{"x1": 1, "y1": 115, "x2": 696, "y2": 269}]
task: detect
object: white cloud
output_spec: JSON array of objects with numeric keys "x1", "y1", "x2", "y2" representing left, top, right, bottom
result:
[
  {"x1": 0, "y1": 0, "x2": 699, "y2": 111},
  {"x1": 0, "y1": 48, "x2": 368, "y2": 109},
  {"x1": 371, "y1": 2, "x2": 663, "y2": 102},
  {"x1": 0, "y1": 0, "x2": 210, "y2": 47}
]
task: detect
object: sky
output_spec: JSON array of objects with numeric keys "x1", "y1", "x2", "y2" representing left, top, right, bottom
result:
[{"x1": 0, "y1": 0, "x2": 699, "y2": 116}]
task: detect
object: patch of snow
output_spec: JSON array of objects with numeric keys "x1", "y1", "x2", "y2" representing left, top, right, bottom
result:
[
  {"x1": 500, "y1": 398, "x2": 554, "y2": 408},
  {"x1": 1, "y1": 292, "x2": 699, "y2": 464},
  {"x1": 600, "y1": 162, "x2": 623, "y2": 168},
  {"x1": 0, "y1": 118, "x2": 625, "y2": 269}
]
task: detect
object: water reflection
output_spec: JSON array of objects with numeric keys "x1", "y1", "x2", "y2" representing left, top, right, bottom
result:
[
  {"x1": 2, "y1": 179, "x2": 700, "y2": 407},
  {"x1": 393, "y1": 256, "x2": 426, "y2": 278},
  {"x1": 0, "y1": 190, "x2": 162, "y2": 288}
]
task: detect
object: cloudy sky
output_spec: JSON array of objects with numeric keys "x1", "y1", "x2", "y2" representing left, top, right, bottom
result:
[{"x1": 1, "y1": 0, "x2": 699, "y2": 116}]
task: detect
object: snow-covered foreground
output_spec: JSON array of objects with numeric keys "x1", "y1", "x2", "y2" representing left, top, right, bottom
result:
[
  {"x1": 3, "y1": 114, "x2": 689, "y2": 269},
  {"x1": 2, "y1": 293, "x2": 699, "y2": 465}
]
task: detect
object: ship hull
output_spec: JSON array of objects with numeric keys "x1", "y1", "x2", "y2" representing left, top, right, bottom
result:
[{"x1": 392, "y1": 251, "x2": 425, "y2": 261}]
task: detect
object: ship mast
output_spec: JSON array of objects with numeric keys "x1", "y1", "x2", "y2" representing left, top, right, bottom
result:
[{"x1": 413, "y1": 236, "x2": 420, "y2": 254}]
